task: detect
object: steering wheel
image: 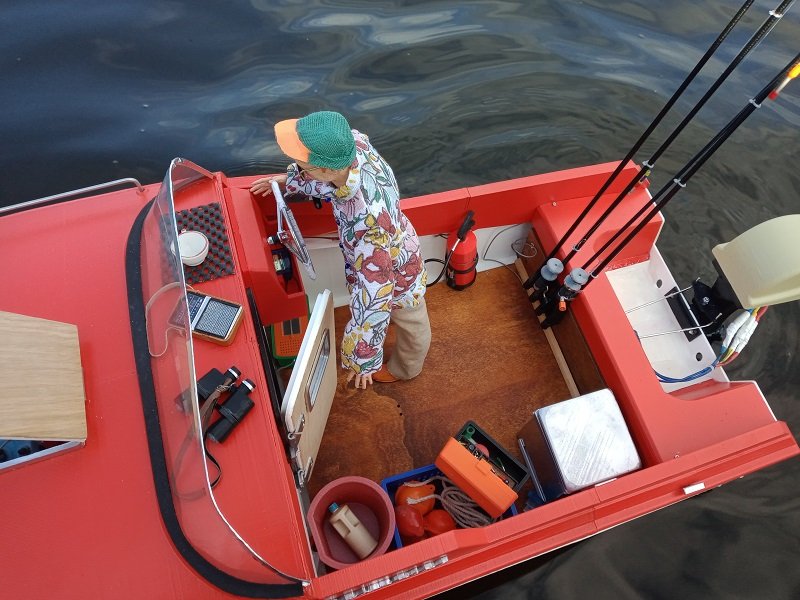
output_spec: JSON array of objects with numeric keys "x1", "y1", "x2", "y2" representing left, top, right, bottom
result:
[{"x1": 270, "y1": 180, "x2": 317, "y2": 280}]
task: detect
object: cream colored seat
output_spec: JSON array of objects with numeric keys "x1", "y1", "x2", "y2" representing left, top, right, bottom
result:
[{"x1": 712, "y1": 214, "x2": 800, "y2": 309}]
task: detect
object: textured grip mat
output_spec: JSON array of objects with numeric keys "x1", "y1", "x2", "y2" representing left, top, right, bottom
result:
[{"x1": 175, "y1": 202, "x2": 235, "y2": 285}]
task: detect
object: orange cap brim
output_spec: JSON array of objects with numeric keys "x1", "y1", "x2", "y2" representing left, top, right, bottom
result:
[{"x1": 274, "y1": 119, "x2": 310, "y2": 162}]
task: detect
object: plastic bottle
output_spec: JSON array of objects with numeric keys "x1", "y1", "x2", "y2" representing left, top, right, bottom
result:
[{"x1": 328, "y1": 502, "x2": 378, "y2": 559}]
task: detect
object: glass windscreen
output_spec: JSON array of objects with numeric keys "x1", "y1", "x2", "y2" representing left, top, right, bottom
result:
[{"x1": 138, "y1": 158, "x2": 303, "y2": 585}]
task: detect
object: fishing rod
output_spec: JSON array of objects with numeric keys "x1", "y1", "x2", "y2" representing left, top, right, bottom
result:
[
  {"x1": 545, "y1": 0, "x2": 795, "y2": 286},
  {"x1": 523, "y1": 0, "x2": 758, "y2": 295},
  {"x1": 536, "y1": 52, "x2": 800, "y2": 329},
  {"x1": 523, "y1": 0, "x2": 784, "y2": 299}
]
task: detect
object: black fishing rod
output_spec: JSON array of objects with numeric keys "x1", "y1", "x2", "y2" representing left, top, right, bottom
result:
[
  {"x1": 586, "y1": 51, "x2": 800, "y2": 281},
  {"x1": 537, "y1": 52, "x2": 800, "y2": 329},
  {"x1": 523, "y1": 0, "x2": 776, "y2": 298},
  {"x1": 548, "y1": 0, "x2": 794, "y2": 282}
]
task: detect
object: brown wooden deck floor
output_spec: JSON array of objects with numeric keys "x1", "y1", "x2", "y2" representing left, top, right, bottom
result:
[{"x1": 306, "y1": 266, "x2": 571, "y2": 499}]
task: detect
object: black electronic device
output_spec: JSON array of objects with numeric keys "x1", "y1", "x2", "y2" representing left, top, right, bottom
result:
[{"x1": 183, "y1": 290, "x2": 244, "y2": 345}]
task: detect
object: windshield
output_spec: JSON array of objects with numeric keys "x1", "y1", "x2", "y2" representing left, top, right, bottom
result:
[{"x1": 138, "y1": 158, "x2": 303, "y2": 586}]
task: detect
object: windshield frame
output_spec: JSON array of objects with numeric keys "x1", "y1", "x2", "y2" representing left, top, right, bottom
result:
[{"x1": 126, "y1": 157, "x2": 307, "y2": 595}]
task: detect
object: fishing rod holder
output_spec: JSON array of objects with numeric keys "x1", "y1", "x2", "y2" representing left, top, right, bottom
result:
[
  {"x1": 526, "y1": 258, "x2": 564, "y2": 302},
  {"x1": 538, "y1": 268, "x2": 589, "y2": 329}
]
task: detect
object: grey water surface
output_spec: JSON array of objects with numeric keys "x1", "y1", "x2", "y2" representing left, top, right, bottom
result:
[{"x1": 2, "y1": 1, "x2": 798, "y2": 598}]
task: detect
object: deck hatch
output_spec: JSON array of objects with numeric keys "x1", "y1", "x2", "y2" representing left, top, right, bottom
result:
[{"x1": 281, "y1": 289, "x2": 338, "y2": 486}]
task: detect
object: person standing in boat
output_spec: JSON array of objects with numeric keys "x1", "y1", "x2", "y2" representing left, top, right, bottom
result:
[{"x1": 250, "y1": 110, "x2": 431, "y2": 389}]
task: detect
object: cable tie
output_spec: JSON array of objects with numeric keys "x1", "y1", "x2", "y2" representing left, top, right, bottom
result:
[
  {"x1": 673, "y1": 178, "x2": 686, "y2": 188},
  {"x1": 642, "y1": 160, "x2": 653, "y2": 169},
  {"x1": 768, "y1": 10, "x2": 784, "y2": 18},
  {"x1": 749, "y1": 98, "x2": 762, "y2": 108}
]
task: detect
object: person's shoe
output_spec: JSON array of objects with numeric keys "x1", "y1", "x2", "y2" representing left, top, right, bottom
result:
[{"x1": 372, "y1": 366, "x2": 400, "y2": 383}]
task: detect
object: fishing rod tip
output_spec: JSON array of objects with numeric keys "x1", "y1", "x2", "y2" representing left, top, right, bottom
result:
[{"x1": 769, "y1": 63, "x2": 800, "y2": 100}]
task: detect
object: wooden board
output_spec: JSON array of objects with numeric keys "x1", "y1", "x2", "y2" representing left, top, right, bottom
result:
[
  {"x1": 0, "y1": 311, "x2": 87, "y2": 440},
  {"x1": 519, "y1": 229, "x2": 606, "y2": 395},
  {"x1": 514, "y1": 259, "x2": 580, "y2": 398}
]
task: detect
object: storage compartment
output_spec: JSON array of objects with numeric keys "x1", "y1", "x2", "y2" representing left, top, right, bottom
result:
[
  {"x1": 304, "y1": 265, "x2": 583, "y2": 505},
  {"x1": 380, "y1": 464, "x2": 518, "y2": 549},
  {"x1": 434, "y1": 420, "x2": 529, "y2": 519},
  {"x1": 454, "y1": 421, "x2": 529, "y2": 491},
  {"x1": 294, "y1": 260, "x2": 625, "y2": 558},
  {"x1": 273, "y1": 225, "x2": 650, "y2": 570},
  {"x1": 517, "y1": 388, "x2": 642, "y2": 501}
]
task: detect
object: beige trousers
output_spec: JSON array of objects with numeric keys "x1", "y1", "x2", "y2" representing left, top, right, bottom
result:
[{"x1": 386, "y1": 298, "x2": 431, "y2": 380}]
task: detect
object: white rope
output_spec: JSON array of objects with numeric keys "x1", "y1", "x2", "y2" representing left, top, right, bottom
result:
[{"x1": 401, "y1": 476, "x2": 494, "y2": 528}]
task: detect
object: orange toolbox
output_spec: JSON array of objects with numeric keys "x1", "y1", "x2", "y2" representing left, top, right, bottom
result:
[{"x1": 435, "y1": 421, "x2": 528, "y2": 518}]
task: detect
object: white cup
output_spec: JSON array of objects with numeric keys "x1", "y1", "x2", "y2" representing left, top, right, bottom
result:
[{"x1": 178, "y1": 231, "x2": 209, "y2": 266}]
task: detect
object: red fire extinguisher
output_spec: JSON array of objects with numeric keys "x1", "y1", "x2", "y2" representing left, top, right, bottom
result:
[{"x1": 445, "y1": 211, "x2": 477, "y2": 290}]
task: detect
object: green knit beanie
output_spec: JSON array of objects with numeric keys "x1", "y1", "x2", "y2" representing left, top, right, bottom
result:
[{"x1": 296, "y1": 111, "x2": 357, "y2": 170}]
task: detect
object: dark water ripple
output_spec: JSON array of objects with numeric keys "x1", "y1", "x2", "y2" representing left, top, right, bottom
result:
[{"x1": 2, "y1": 1, "x2": 798, "y2": 598}]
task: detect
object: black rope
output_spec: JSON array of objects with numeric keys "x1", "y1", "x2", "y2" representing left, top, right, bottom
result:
[{"x1": 425, "y1": 256, "x2": 451, "y2": 287}]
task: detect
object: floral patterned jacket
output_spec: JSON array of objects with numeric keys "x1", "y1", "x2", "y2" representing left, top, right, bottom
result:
[{"x1": 284, "y1": 130, "x2": 427, "y2": 375}]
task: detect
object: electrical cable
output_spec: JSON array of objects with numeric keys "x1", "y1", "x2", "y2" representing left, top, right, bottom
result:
[
  {"x1": 424, "y1": 255, "x2": 450, "y2": 287},
  {"x1": 428, "y1": 225, "x2": 536, "y2": 286},
  {"x1": 655, "y1": 305, "x2": 769, "y2": 381},
  {"x1": 655, "y1": 348, "x2": 725, "y2": 383},
  {"x1": 481, "y1": 225, "x2": 537, "y2": 283}
]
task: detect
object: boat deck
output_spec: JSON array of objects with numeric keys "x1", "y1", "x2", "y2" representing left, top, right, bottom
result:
[{"x1": 307, "y1": 266, "x2": 573, "y2": 499}]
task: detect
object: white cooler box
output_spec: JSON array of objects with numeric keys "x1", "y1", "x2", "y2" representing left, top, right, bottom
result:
[{"x1": 517, "y1": 388, "x2": 641, "y2": 502}]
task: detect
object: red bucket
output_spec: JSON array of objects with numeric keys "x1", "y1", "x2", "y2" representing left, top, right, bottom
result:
[{"x1": 307, "y1": 476, "x2": 396, "y2": 570}]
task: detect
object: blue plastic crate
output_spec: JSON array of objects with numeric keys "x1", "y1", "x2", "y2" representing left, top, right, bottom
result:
[{"x1": 380, "y1": 464, "x2": 518, "y2": 549}]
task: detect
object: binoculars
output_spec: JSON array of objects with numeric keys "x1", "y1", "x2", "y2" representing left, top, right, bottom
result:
[
  {"x1": 196, "y1": 365, "x2": 255, "y2": 444},
  {"x1": 207, "y1": 379, "x2": 256, "y2": 443}
]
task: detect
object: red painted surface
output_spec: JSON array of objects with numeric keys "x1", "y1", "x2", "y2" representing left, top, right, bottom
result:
[
  {"x1": 1, "y1": 161, "x2": 796, "y2": 600},
  {"x1": 225, "y1": 183, "x2": 308, "y2": 325},
  {"x1": 529, "y1": 188, "x2": 780, "y2": 465}
]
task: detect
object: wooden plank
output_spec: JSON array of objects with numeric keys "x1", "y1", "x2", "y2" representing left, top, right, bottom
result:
[
  {"x1": 0, "y1": 311, "x2": 87, "y2": 440},
  {"x1": 518, "y1": 229, "x2": 606, "y2": 395},
  {"x1": 514, "y1": 259, "x2": 580, "y2": 398}
]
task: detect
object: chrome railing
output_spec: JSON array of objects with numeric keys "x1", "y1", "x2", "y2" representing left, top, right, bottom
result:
[{"x1": 0, "y1": 177, "x2": 147, "y2": 216}]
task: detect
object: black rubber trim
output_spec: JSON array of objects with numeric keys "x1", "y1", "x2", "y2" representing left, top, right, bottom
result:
[
  {"x1": 245, "y1": 288, "x2": 291, "y2": 449},
  {"x1": 125, "y1": 199, "x2": 303, "y2": 598},
  {"x1": 448, "y1": 262, "x2": 478, "y2": 275}
]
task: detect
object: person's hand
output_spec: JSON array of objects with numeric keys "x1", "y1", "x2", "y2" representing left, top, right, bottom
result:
[
  {"x1": 250, "y1": 174, "x2": 287, "y2": 197},
  {"x1": 346, "y1": 370, "x2": 373, "y2": 389}
]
